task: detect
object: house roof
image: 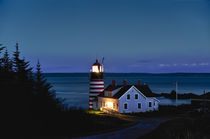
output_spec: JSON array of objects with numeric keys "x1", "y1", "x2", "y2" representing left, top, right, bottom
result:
[
  {"x1": 105, "y1": 85, "x2": 122, "y2": 91},
  {"x1": 99, "y1": 84, "x2": 156, "y2": 99}
]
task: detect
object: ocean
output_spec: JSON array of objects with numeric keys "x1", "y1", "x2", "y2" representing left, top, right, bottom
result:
[{"x1": 45, "y1": 73, "x2": 210, "y2": 109}]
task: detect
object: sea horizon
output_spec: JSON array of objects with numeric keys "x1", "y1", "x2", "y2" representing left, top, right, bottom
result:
[{"x1": 44, "y1": 73, "x2": 210, "y2": 109}]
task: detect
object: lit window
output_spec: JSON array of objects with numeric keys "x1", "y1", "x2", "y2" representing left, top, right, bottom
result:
[
  {"x1": 135, "y1": 94, "x2": 138, "y2": 99},
  {"x1": 124, "y1": 103, "x2": 128, "y2": 109},
  {"x1": 92, "y1": 65, "x2": 100, "y2": 73},
  {"x1": 107, "y1": 102, "x2": 113, "y2": 109},
  {"x1": 149, "y1": 102, "x2": 152, "y2": 107},
  {"x1": 138, "y1": 103, "x2": 141, "y2": 109},
  {"x1": 127, "y1": 94, "x2": 130, "y2": 100}
]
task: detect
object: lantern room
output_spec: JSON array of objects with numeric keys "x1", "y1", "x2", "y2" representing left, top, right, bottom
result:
[{"x1": 91, "y1": 59, "x2": 104, "y2": 73}]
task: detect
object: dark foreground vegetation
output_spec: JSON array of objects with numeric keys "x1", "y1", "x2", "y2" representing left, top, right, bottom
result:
[
  {"x1": 0, "y1": 43, "x2": 131, "y2": 138},
  {"x1": 135, "y1": 105, "x2": 210, "y2": 139},
  {"x1": 139, "y1": 113, "x2": 210, "y2": 139}
]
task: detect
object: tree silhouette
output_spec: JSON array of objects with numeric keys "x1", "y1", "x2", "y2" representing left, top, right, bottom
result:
[{"x1": 1, "y1": 49, "x2": 12, "y2": 72}]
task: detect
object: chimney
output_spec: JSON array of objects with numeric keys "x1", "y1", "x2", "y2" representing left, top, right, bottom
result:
[
  {"x1": 123, "y1": 80, "x2": 127, "y2": 86},
  {"x1": 138, "y1": 80, "x2": 141, "y2": 86},
  {"x1": 112, "y1": 80, "x2": 116, "y2": 87}
]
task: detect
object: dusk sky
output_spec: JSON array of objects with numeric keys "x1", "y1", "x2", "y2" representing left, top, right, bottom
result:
[{"x1": 0, "y1": 0, "x2": 209, "y2": 73}]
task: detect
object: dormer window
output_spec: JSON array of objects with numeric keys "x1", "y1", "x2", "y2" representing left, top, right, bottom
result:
[
  {"x1": 127, "y1": 94, "x2": 130, "y2": 100},
  {"x1": 135, "y1": 94, "x2": 138, "y2": 99}
]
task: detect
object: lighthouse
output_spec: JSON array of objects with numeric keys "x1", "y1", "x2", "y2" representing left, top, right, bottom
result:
[{"x1": 89, "y1": 59, "x2": 104, "y2": 110}]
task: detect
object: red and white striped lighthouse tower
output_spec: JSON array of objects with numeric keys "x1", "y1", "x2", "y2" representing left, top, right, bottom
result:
[{"x1": 89, "y1": 59, "x2": 104, "y2": 110}]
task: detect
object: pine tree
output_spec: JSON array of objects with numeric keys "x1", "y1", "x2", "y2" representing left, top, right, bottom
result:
[
  {"x1": 35, "y1": 60, "x2": 60, "y2": 113},
  {"x1": 13, "y1": 43, "x2": 20, "y2": 72},
  {"x1": 0, "y1": 44, "x2": 5, "y2": 72},
  {"x1": 2, "y1": 49, "x2": 12, "y2": 72},
  {"x1": 13, "y1": 43, "x2": 32, "y2": 80},
  {"x1": 35, "y1": 60, "x2": 52, "y2": 94}
]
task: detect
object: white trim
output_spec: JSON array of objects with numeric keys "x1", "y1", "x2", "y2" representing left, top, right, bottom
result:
[
  {"x1": 89, "y1": 93, "x2": 100, "y2": 96},
  {"x1": 123, "y1": 102, "x2": 128, "y2": 110},
  {"x1": 119, "y1": 86, "x2": 147, "y2": 100},
  {"x1": 148, "y1": 101, "x2": 152, "y2": 107},
  {"x1": 149, "y1": 97, "x2": 160, "y2": 102},
  {"x1": 89, "y1": 97, "x2": 95, "y2": 100},
  {"x1": 90, "y1": 81, "x2": 104, "y2": 84},
  {"x1": 126, "y1": 94, "x2": 131, "y2": 101},
  {"x1": 134, "y1": 93, "x2": 139, "y2": 100},
  {"x1": 90, "y1": 85, "x2": 104, "y2": 88},
  {"x1": 132, "y1": 86, "x2": 147, "y2": 99},
  {"x1": 137, "y1": 102, "x2": 141, "y2": 109},
  {"x1": 90, "y1": 89, "x2": 104, "y2": 92},
  {"x1": 118, "y1": 86, "x2": 133, "y2": 100}
]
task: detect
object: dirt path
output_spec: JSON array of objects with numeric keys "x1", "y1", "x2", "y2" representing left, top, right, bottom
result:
[{"x1": 74, "y1": 117, "x2": 170, "y2": 139}]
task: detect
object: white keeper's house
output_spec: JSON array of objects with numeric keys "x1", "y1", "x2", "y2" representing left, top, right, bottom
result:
[{"x1": 98, "y1": 80, "x2": 160, "y2": 113}]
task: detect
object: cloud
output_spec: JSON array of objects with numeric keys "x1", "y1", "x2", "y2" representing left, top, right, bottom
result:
[
  {"x1": 158, "y1": 62, "x2": 209, "y2": 67},
  {"x1": 199, "y1": 62, "x2": 209, "y2": 66},
  {"x1": 182, "y1": 64, "x2": 189, "y2": 66},
  {"x1": 191, "y1": 63, "x2": 197, "y2": 66},
  {"x1": 159, "y1": 64, "x2": 171, "y2": 67}
]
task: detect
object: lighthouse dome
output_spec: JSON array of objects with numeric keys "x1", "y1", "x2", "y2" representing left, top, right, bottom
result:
[
  {"x1": 92, "y1": 59, "x2": 101, "y2": 66},
  {"x1": 91, "y1": 59, "x2": 103, "y2": 73}
]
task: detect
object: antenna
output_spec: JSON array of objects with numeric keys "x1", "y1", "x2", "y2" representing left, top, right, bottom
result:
[
  {"x1": 102, "y1": 57, "x2": 104, "y2": 72},
  {"x1": 102, "y1": 57, "x2": 104, "y2": 65},
  {"x1": 96, "y1": 53, "x2": 98, "y2": 60}
]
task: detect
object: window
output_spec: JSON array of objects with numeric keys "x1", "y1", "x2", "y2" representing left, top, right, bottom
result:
[
  {"x1": 135, "y1": 94, "x2": 138, "y2": 99},
  {"x1": 154, "y1": 102, "x2": 155, "y2": 106},
  {"x1": 127, "y1": 94, "x2": 130, "y2": 100},
  {"x1": 149, "y1": 102, "x2": 152, "y2": 107},
  {"x1": 138, "y1": 103, "x2": 141, "y2": 109},
  {"x1": 124, "y1": 103, "x2": 128, "y2": 109}
]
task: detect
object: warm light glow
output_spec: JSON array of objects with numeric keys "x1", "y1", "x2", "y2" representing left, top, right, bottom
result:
[
  {"x1": 106, "y1": 102, "x2": 113, "y2": 109},
  {"x1": 92, "y1": 65, "x2": 100, "y2": 73}
]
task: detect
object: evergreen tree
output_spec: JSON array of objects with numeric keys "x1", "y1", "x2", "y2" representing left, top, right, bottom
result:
[
  {"x1": 0, "y1": 44, "x2": 5, "y2": 72},
  {"x1": 35, "y1": 59, "x2": 52, "y2": 94},
  {"x1": 13, "y1": 43, "x2": 32, "y2": 80},
  {"x1": 34, "y1": 60, "x2": 60, "y2": 113},
  {"x1": 1, "y1": 49, "x2": 12, "y2": 72}
]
